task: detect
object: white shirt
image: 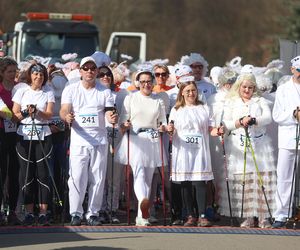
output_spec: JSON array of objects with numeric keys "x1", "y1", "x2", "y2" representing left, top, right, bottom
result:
[
  {"x1": 12, "y1": 85, "x2": 55, "y2": 137},
  {"x1": 119, "y1": 91, "x2": 167, "y2": 130},
  {"x1": 196, "y1": 79, "x2": 217, "y2": 100},
  {"x1": 273, "y1": 77, "x2": 300, "y2": 149},
  {"x1": 0, "y1": 97, "x2": 7, "y2": 110},
  {"x1": 61, "y1": 81, "x2": 114, "y2": 146}
]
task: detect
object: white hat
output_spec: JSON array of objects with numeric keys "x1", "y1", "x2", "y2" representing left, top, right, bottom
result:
[
  {"x1": 135, "y1": 63, "x2": 153, "y2": 81},
  {"x1": 210, "y1": 66, "x2": 223, "y2": 84},
  {"x1": 80, "y1": 56, "x2": 97, "y2": 68},
  {"x1": 241, "y1": 64, "x2": 254, "y2": 74},
  {"x1": 91, "y1": 51, "x2": 111, "y2": 68},
  {"x1": 180, "y1": 53, "x2": 208, "y2": 67},
  {"x1": 174, "y1": 64, "x2": 194, "y2": 83},
  {"x1": 291, "y1": 55, "x2": 300, "y2": 68},
  {"x1": 180, "y1": 53, "x2": 208, "y2": 78},
  {"x1": 218, "y1": 68, "x2": 238, "y2": 86}
]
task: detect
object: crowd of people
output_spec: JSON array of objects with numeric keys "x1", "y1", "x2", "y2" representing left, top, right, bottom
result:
[{"x1": 0, "y1": 50, "x2": 299, "y2": 229}]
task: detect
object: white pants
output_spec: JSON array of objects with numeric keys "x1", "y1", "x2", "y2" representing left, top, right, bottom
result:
[
  {"x1": 68, "y1": 144, "x2": 108, "y2": 219},
  {"x1": 273, "y1": 148, "x2": 295, "y2": 221},
  {"x1": 131, "y1": 165, "x2": 155, "y2": 218}
]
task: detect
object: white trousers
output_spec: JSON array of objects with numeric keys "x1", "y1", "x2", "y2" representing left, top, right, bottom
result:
[
  {"x1": 131, "y1": 165, "x2": 155, "y2": 218},
  {"x1": 273, "y1": 148, "x2": 295, "y2": 221},
  {"x1": 68, "y1": 144, "x2": 107, "y2": 219}
]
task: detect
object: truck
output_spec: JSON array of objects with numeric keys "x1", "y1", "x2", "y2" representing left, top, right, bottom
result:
[{"x1": 1, "y1": 12, "x2": 146, "y2": 65}]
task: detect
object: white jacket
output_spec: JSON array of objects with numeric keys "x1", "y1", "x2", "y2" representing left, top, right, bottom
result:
[{"x1": 273, "y1": 77, "x2": 300, "y2": 149}]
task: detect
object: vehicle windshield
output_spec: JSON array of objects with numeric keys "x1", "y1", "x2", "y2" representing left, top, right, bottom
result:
[{"x1": 21, "y1": 32, "x2": 99, "y2": 61}]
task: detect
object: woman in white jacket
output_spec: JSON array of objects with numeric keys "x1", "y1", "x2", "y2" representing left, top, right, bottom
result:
[{"x1": 221, "y1": 73, "x2": 276, "y2": 228}]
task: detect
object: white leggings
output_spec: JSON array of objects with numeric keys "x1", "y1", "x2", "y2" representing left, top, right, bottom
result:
[{"x1": 131, "y1": 165, "x2": 155, "y2": 218}]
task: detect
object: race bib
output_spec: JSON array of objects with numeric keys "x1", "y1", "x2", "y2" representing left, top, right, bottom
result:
[
  {"x1": 146, "y1": 129, "x2": 159, "y2": 142},
  {"x1": 22, "y1": 125, "x2": 45, "y2": 141},
  {"x1": 179, "y1": 133, "x2": 203, "y2": 148},
  {"x1": 239, "y1": 134, "x2": 264, "y2": 148},
  {"x1": 4, "y1": 119, "x2": 17, "y2": 133},
  {"x1": 78, "y1": 111, "x2": 99, "y2": 128}
]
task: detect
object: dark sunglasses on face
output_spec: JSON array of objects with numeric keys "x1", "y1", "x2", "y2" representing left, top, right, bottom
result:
[
  {"x1": 296, "y1": 68, "x2": 300, "y2": 73},
  {"x1": 154, "y1": 72, "x2": 168, "y2": 78},
  {"x1": 81, "y1": 65, "x2": 97, "y2": 71},
  {"x1": 139, "y1": 80, "x2": 152, "y2": 84},
  {"x1": 99, "y1": 72, "x2": 112, "y2": 78},
  {"x1": 190, "y1": 64, "x2": 203, "y2": 70}
]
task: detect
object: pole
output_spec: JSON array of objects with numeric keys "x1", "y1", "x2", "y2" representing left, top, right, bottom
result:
[
  {"x1": 220, "y1": 128, "x2": 233, "y2": 226},
  {"x1": 31, "y1": 116, "x2": 62, "y2": 207},
  {"x1": 110, "y1": 111, "x2": 116, "y2": 225},
  {"x1": 244, "y1": 127, "x2": 273, "y2": 221},
  {"x1": 159, "y1": 122, "x2": 166, "y2": 226},
  {"x1": 126, "y1": 120, "x2": 130, "y2": 225}
]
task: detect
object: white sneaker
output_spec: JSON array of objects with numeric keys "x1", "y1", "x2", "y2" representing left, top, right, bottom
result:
[
  {"x1": 135, "y1": 217, "x2": 151, "y2": 226},
  {"x1": 259, "y1": 218, "x2": 272, "y2": 228},
  {"x1": 240, "y1": 217, "x2": 257, "y2": 228},
  {"x1": 148, "y1": 216, "x2": 158, "y2": 224}
]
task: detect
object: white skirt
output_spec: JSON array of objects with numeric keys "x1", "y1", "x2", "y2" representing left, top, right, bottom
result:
[
  {"x1": 218, "y1": 171, "x2": 277, "y2": 219},
  {"x1": 115, "y1": 131, "x2": 167, "y2": 170}
]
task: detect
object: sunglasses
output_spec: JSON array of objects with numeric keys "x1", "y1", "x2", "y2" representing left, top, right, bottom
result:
[
  {"x1": 154, "y1": 72, "x2": 168, "y2": 78},
  {"x1": 99, "y1": 72, "x2": 112, "y2": 78},
  {"x1": 296, "y1": 68, "x2": 300, "y2": 73},
  {"x1": 81, "y1": 65, "x2": 97, "y2": 71},
  {"x1": 190, "y1": 64, "x2": 203, "y2": 70},
  {"x1": 139, "y1": 80, "x2": 152, "y2": 84}
]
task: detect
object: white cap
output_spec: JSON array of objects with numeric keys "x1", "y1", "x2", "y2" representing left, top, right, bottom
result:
[
  {"x1": 291, "y1": 55, "x2": 300, "y2": 68},
  {"x1": 91, "y1": 51, "x2": 111, "y2": 67},
  {"x1": 80, "y1": 56, "x2": 97, "y2": 68},
  {"x1": 174, "y1": 64, "x2": 194, "y2": 83}
]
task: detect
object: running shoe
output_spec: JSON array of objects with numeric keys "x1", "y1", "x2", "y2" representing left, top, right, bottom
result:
[{"x1": 87, "y1": 216, "x2": 102, "y2": 226}]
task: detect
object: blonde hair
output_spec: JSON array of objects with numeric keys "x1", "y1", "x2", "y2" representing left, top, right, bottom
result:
[
  {"x1": 174, "y1": 81, "x2": 203, "y2": 110},
  {"x1": 153, "y1": 64, "x2": 170, "y2": 74},
  {"x1": 226, "y1": 73, "x2": 261, "y2": 99}
]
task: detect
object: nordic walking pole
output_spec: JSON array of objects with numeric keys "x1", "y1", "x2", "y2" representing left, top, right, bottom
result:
[
  {"x1": 159, "y1": 122, "x2": 166, "y2": 226},
  {"x1": 241, "y1": 127, "x2": 248, "y2": 220},
  {"x1": 168, "y1": 120, "x2": 174, "y2": 225},
  {"x1": 244, "y1": 126, "x2": 273, "y2": 221},
  {"x1": 110, "y1": 105, "x2": 117, "y2": 225},
  {"x1": 22, "y1": 117, "x2": 35, "y2": 213},
  {"x1": 126, "y1": 120, "x2": 131, "y2": 225},
  {"x1": 62, "y1": 112, "x2": 73, "y2": 225},
  {"x1": 287, "y1": 107, "x2": 300, "y2": 229},
  {"x1": 220, "y1": 123, "x2": 233, "y2": 226},
  {"x1": 31, "y1": 113, "x2": 62, "y2": 208}
]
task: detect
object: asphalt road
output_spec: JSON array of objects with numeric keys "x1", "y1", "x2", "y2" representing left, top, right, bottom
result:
[{"x1": 0, "y1": 231, "x2": 299, "y2": 250}]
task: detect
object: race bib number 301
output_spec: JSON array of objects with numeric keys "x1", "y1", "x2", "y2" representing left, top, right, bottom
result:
[{"x1": 179, "y1": 133, "x2": 203, "y2": 148}]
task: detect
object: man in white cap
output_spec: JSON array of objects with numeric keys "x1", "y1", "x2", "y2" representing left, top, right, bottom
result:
[
  {"x1": 60, "y1": 56, "x2": 118, "y2": 226},
  {"x1": 180, "y1": 53, "x2": 216, "y2": 99},
  {"x1": 272, "y1": 55, "x2": 300, "y2": 228}
]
